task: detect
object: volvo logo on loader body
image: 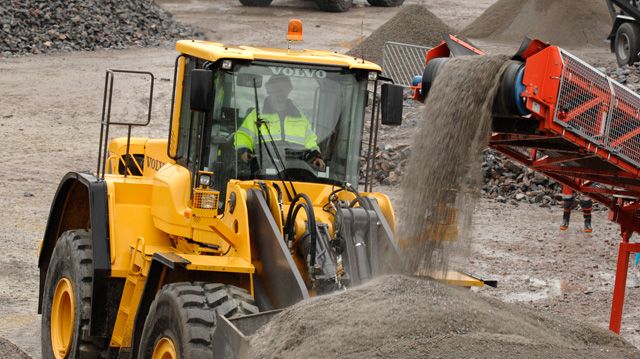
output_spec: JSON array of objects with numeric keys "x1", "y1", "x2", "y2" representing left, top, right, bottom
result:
[
  {"x1": 270, "y1": 66, "x2": 327, "y2": 79},
  {"x1": 146, "y1": 156, "x2": 166, "y2": 172}
]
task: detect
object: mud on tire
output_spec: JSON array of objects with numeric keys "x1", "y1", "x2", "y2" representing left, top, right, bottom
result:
[
  {"x1": 41, "y1": 230, "x2": 106, "y2": 359},
  {"x1": 137, "y1": 282, "x2": 259, "y2": 359}
]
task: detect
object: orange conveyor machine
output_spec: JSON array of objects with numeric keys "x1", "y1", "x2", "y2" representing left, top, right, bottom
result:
[{"x1": 414, "y1": 35, "x2": 640, "y2": 334}]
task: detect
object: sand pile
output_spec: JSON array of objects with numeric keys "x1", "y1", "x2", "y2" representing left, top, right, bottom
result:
[
  {"x1": 463, "y1": 0, "x2": 610, "y2": 47},
  {"x1": 398, "y1": 55, "x2": 510, "y2": 274},
  {"x1": 347, "y1": 5, "x2": 453, "y2": 64},
  {"x1": 249, "y1": 275, "x2": 637, "y2": 358}
]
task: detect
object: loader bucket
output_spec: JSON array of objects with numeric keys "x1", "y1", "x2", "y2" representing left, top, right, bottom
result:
[{"x1": 212, "y1": 310, "x2": 282, "y2": 359}]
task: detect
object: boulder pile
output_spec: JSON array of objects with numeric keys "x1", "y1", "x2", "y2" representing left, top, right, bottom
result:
[
  {"x1": 600, "y1": 64, "x2": 640, "y2": 92},
  {"x1": 366, "y1": 145, "x2": 563, "y2": 206},
  {"x1": 0, "y1": 0, "x2": 200, "y2": 56}
]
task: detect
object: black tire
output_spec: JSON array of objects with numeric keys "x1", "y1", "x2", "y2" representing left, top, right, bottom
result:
[
  {"x1": 137, "y1": 282, "x2": 259, "y2": 359},
  {"x1": 238, "y1": 0, "x2": 273, "y2": 6},
  {"x1": 615, "y1": 22, "x2": 640, "y2": 67},
  {"x1": 366, "y1": 0, "x2": 404, "y2": 6},
  {"x1": 316, "y1": 0, "x2": 352, "y2": 12},
  {"x1": 41, "y1": 230, "x2": 106, "y2": 359}
]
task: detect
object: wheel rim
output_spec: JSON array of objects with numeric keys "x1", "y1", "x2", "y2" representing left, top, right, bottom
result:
[
  {"x1": 51, "y1": 278, "x2": 75, "y2": 359},
  {"x1": 152, "y1": 337, "x2": 177, "y2": 359},
  {"x1": 617, "y1": 32, "x2": 631, "y2": 62}
]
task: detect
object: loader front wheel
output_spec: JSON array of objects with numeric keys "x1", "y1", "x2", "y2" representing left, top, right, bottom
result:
[
  {"x1": 152, "y1": 337, "x2": 178, "y2": 359},
  {"x1": 42, "y1": 230, "x2": 106, "y2": 359},
  {"x1": 137, "y1": 282, "x2": 259, "y2": 359}
]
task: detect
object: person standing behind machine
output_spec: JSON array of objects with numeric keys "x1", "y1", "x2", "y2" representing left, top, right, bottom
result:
[{"x1": 560, "y1": 185, "x2": 593, "y2": 233}]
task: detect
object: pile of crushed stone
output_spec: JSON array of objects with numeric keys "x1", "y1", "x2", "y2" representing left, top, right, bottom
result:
[
  {"x1": 0, "y1": 0, "x2": 201, "y2": 56},
  {"x1": 463, "y1": 0, "x2": 610, "y2": 47},
  {"x1": 249, "y1": 275, "x2": 638, "y2": 359},
  {"x1": 347, "y1": 4, "x2": 453, "y2": 64},
  {"x1": 0, "y1": 337, "x2": 31, "y2": 359}
]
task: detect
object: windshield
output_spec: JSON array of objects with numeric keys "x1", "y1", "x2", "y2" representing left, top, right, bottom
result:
[{"x1": 201, "y1": 62, "x2": 369, "y2": 188}]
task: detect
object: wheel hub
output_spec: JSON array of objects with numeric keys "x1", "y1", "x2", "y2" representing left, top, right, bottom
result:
[
  {"x1": 618, "y1": 33, "x2": 631, "y2": 62},
  {"x1": 51, "y1": 277, "x2": 75, "y2": 359},
  {"x1": 153, "y1": 337, "x2": 177, "y2": 359}
]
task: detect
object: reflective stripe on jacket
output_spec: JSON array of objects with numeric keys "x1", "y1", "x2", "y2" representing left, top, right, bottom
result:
[{"x1": 234, "y1": 103, "x2": 319, "y2": 152}]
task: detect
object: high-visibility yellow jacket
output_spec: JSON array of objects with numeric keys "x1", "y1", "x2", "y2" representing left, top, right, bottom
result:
[{"x1": 235, "y1": 98, "x2": 319, "y2": 153}]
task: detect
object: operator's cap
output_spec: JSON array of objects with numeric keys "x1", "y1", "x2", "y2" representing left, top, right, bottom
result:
[{"x1": 266, "y1": 75, "x2": 293, "y2": 95}]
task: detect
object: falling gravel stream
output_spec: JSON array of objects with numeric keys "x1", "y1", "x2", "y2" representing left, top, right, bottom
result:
[{"x1": 398, "y1": 55, "x2": 511, "y2": 275}]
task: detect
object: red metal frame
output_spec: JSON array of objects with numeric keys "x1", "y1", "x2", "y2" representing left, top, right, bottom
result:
[
  {"x1": 412, "y1": 36, "x2": 485, "y2": 102},
  {"x1": 416, "y1": 40, "x2": 640, "y2": 334},
  {"x1": 494, "y1": 45, "x2": 640, "y2": 334}
]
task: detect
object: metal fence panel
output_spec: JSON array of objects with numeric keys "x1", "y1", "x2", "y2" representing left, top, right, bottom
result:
[
  {"x1": 382, "y1": 41, "x2": 430, "y2": 86},
  {"x1": 554, "y1": 49, "x2": 640, "y2": 167}
]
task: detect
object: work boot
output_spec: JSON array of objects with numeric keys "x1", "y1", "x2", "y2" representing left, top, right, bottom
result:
[
  {"x1": 581, "y1": 199, "x2": 593, "y2": 233},
  {"x1": 583, "y1": 218, "x2": 593, "y2": 233},
  {"x1": 560, "y1": 211, "x2": 570, "y2": 231}
]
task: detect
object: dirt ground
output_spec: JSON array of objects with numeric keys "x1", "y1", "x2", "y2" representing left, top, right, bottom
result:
[{"x1": 1, "y1": 0, "x2": 638, "y2": 357}]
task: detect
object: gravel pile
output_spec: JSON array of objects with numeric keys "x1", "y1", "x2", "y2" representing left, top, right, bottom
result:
[
  {"x1": 481, "y1": 149, "x2": 562, "y2": 206},
  {"x1": 0, "y1": 337, "x2": 31, "y2": 359},
  {"x1": 347, "y1": 4, "x2": 453, "y2": 65},
  {"x1": 249, "y1": 275, "x2": 638, "y2": 359},
  {"x1": 0, "y1": 0, "x2": 200, "y2": 56},
  {"x1": 463, "y1": 0, "x2": 610, "y2": 47},
  {"x1": 368, "y1": 146, "x2": 563, "y2": 206},
  {"x1": 362, "y1": 102, "x2": 564, "y2": 208}
]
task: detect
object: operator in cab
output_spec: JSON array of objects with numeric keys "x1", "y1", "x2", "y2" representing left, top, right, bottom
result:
[{"x1": 234, "y1": 75, "x2": 326, "y2": 170}]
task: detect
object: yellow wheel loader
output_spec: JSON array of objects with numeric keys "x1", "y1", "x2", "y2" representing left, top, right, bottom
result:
[{"x1": 38, "y1": 22, "x2": 484, "y2": 359}]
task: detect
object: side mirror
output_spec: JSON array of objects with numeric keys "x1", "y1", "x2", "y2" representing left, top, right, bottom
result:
[
  {"x1": 237, "y1": 73, "x2": 263, "y2": 88},
  {"x1": 380, "y1": 83, "x2": 404, "y2": 126},
  {"x1": 190, "y1": 69, "x2": 214, "y2": 112}
]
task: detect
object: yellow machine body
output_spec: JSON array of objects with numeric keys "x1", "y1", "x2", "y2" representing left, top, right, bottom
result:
[{"x1": 38, "y1": 37, "x2": 483, "y2": 358}]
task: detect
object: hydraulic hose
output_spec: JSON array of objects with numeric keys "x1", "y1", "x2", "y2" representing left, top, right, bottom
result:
[{"x1": 284, "y1": 193, "x2": 318, "y2": 267}]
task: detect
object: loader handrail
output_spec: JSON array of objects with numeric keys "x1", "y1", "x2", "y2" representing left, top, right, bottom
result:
[{"x1": 97, "y1": 69, "x2": 154, "y2": 180}]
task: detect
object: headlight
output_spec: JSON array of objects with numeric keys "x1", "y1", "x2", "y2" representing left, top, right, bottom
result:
[
  {"x1": 221, "y1": 59, "x2": 233, "y2": 70},
  {"x1": 368, "y1": 72, "x2": 378, "y2": 81},
  {"x1": 198, "y1": 172, "x2": 212, "y2": 187},
  {"x1": 199, "y1": 193, "x2": 217, "y2": 209}
]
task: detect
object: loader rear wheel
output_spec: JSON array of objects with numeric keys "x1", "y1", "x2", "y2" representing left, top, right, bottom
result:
[
  {"x1": 366, "y1": 0, "x2": 404, "y2": 6},
  {"x1": 137, "y1": 282, "x2": 259, "y2": 359},
  {"x1": 316, "y1": 0, "x2": 352, "y2": 12},
  {"x1": 238, "y1": 0, "x2": 273, "y2": 6},
  {"x1": 615, "y1": 22, "x2": 640, "y2": 66},
  {"x1": 41, "y1": 230, "x2": 106, "y2": 359}
]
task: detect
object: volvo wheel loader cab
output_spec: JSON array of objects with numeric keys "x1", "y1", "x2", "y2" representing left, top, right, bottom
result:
[{"x1": 38, "y1": 20, "x2": 418, "y2": 358}]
